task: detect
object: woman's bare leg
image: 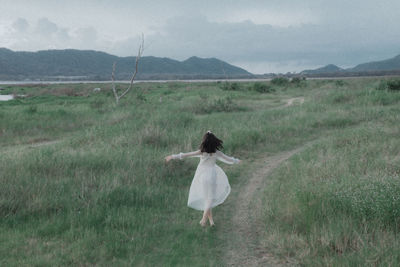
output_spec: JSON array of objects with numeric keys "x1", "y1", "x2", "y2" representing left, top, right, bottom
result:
[
  {"x1": 200, "y1": 199, "x2": 213, "y2": 226},
  {"x1": 200, "y1": 210, "x2": 208, "y2": 226},
  {"x1": 207, "y1": 209, "x2": 214, "y2": 226},
  {"x1": 200, "y1": 208, "x2": 214, "y2": 226}
]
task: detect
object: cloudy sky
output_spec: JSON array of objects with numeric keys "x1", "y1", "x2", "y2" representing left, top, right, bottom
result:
[{"x1": 0, "y1": 0, "x2": 399, "y2": 73}]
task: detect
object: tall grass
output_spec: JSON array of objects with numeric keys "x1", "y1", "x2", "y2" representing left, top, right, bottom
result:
[
  {"x1": 261, "y1": 81, "x2": 400, "y2": 266},
  {"x1": 1, "y1": 81, "x2": 290, "y2": 266},
  {"x1": 1, "y1": 78, "x2": 400, "y2": 265}
]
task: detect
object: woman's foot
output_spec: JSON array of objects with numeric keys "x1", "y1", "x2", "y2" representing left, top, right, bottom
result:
[{"x1": 199, "y1": 219, "x2": 207, "y2": 227}]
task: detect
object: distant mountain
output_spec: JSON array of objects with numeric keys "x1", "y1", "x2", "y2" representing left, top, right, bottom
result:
[
  {"x1": 0, "y1": 48, "x2": 253, "y2": 80},
  {"x1": 300, "y1": 54, "x2": 400, "y2": 77},
  {"x1": 301, "y1": 64, "x2": 344, "y2": 75},
  {"x1": 349, "y1": 54, "x2": 400, "y2": 72}
]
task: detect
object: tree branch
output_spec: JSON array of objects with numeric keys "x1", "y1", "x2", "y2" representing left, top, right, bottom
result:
[
  {"x1": 111, "y1": 34, "x2": 144, "y2": 105},
  {"x1": 111, "y1": 62, "x2": 119, "y2": 104},
  {"x1": 119, "y1": 35, "x2": 144, "y2": 99}
]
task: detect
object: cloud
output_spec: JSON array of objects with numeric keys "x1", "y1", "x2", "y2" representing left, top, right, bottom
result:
[
  {"x1": 36, "y1": 17, "x2": 58, "y2": 36},
  {"x1": 57, "y1": 27, "x2": 71, "y2": 43},
  {"x1": 214, "y1": 8, "x2": 318, "y2": 27},
  {"x1": 1, "y1": 0, "x2": 400, "y2": 73},
  {"x1": 142, "y1": 17, "x2": 323, "y2": 62},
  {"x1": 12, "y1": 18, "x2": 29, "y2": 33},
  {"x1": 109, "y1": 36, "x2": 143, "y2": 56},
  {"x1": 140, "y1": 15, "x2": 400, "y2": 73},
  {"x1": 74, "y1": 27, "x2": 98, "y2": 46},
  {"x1": 61, "y1": 12, "x2": 400, "y2": 73},
  {"x1": 1, "y1": 18, "x2": 101, "y2": 51}
]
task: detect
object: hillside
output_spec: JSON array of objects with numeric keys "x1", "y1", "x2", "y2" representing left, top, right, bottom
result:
[
  {"x1": 349, "y1": 54, "x2": 400, "y2": 72},
  {"x1": 0, "y1": 48, "x2": 253, "y2": 80},
  {"x1": 300, "y1": 54, "x2": 400, "y2": 77},
  {"x1": 301, "y1": 64, "x2": 344, "y2": 75}
]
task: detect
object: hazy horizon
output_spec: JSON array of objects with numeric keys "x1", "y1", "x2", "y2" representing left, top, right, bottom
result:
[{"x1": 1, "y1": 0, "x2": 399, "y2": 74}]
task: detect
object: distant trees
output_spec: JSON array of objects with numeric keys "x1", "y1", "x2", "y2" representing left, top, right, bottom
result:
[{"x1": 111, "y1": 35, "x2": 144, "y2": 105}]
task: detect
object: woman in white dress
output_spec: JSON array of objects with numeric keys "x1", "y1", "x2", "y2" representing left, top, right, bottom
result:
[{"x1": 165, "y1": 131, "x2": 240, "y2": 227}]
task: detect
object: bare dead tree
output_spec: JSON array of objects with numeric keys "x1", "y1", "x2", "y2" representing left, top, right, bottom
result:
[{"x1": 111, "y1": 35, "x2": 144, "y2": 105}]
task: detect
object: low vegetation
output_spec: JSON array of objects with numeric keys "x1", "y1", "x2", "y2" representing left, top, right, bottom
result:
[
  {"x1": 1, "y1": 77, "x2": 400, "y2": 265},
  {"x1": 251, "y1": 82, "x2": 274, "y2": 93},
  {"x1": 271, "y1": 77, "x2": 290, "y2": 86},
  {"x1": 376, "y1": 78, "x2": 400, "y2": 91},
  {"x1": 387, "y1": 79, "x2": 400, "y2": 91},
  {"x1": 220, "y1": 81, "x2": 241, "y2": 91}
]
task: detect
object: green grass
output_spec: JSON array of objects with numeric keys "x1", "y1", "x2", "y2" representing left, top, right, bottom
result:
[
  {"x1": 260, "y1": 79, "x2": 400, "y2": 266},
  {"x1": 1, "y1": 78, "x2": 400, "y2": 266}
]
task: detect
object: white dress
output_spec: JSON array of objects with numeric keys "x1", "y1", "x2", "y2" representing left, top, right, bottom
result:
[{"x1": 172, "y1": 150, "x2": 240, "y2": 211}]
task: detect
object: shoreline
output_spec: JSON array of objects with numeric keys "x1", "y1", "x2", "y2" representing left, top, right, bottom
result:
[{"x1": 1, "y1": 75, "x2": 399, "y2": 85}]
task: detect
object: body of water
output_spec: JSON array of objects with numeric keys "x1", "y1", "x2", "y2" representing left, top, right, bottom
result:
[
  {"x1": 0, "y1": 78, "x2": 275, "y2": 85},
  {"x1": 0, "y1": 95, "x2": 14, "y2": 101}
]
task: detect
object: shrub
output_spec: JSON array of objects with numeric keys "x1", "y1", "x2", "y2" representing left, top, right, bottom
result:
[
  {"x1": 211, "y1": 96, "x2": 236, "y2": 112},
  {"x1": 376, "y1": 79, "x2": 400, "y2": 91},
  {"x1": 191, "y1": 96, "x2": 245, "y2": 114},
  {"x1": 291, "y1": 77, "x2": 302, "y2": 84},
  {"x1": 252, "y1": 82, "x2": 274, "y2": 93},
  {"x1": 199, "y1": 92, "x2": 209, "y2": 101},
  {"x1": 271, "y1": 77, "x2": 289, "y2": 86},
  {"x1": 335, "y1": 80, "x2": 345, "y2": 87},
  {"x1": 332, "y1": 94, "x2": 352, "y2": 104},
  {"x1": 220, "y1": 82, "x2": 241, "y2": 91},
  {"x1": 136, "y1": 91, "x2": 147, "y2": 101},
  {"x1": 25, "y1": 105, "x2": 38, "y2": 114},
  {"x1": 162, "y1": 90, "x2": 173, "y2": 95},
  {"x1": 387, "y1": 79, "x2": 400, "y2": 91},
  {"x1": 290, "y1": 77, "x2": 306, "y2": 87}
]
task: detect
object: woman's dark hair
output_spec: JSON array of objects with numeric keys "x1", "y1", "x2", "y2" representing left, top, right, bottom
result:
[{"x1": 199, "y1": 131, "x2": 223, "y2": 153}]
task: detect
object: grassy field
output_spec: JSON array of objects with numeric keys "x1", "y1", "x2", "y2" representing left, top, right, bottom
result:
[{"x1": 1, "y1": 77, "x2": 400, "y2": 266}]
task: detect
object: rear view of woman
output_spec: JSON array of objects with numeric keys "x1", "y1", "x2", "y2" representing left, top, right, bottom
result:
[{"x1": 165, "y1": 131, "x2": 241, "y2": 227}]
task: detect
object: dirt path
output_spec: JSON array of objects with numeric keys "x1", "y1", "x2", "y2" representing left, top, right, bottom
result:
[
  {"x1": 1, "y1": 140, "x2": 62, "y2": 156},
  {"x1": 224, "y1": 142, "x2": 315, "y2": 266},
  {"x1": 28, "y1": 140, "x2": 61, "y2": 148},
  {"x1": 284, "y1": 97, "x2": 305, "y2": 107}
]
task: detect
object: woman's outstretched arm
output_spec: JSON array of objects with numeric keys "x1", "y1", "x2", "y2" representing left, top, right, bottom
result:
[
  {"x1": 165, "y1": 150, "x2": 202, "y2": 162},
  {"x1": 216, "y1": 150, "x2": 241, "y2": 164}
]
